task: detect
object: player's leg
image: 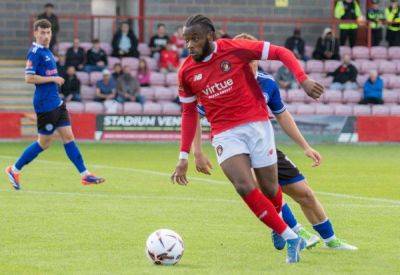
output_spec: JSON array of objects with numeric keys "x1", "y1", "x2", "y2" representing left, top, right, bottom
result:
[
  {"x1": 5, "y1": 109, "x2": 56, "y2": 190},
  {"x1": 57, "y1": 125, "x2": 105, "y2": 185},
  {"x1": 283, "y1": 181, "x2": 357, "y2": 250}
]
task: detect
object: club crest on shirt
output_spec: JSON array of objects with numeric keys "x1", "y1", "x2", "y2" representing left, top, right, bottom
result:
[
  {"x1": 220, "y1": 60, "x2": 231, "y2": 73},
  {"x1": 216, "y1": 145, "x2": 223, "y2": 156},
  {"x1": 45, "y1": 123, "x2": 54, "y2": 132}
]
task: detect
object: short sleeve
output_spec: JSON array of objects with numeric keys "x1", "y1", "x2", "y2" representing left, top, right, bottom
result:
[
  {"x1": 25, "y1": 51, "x2": 39, "y2": 75},
  {"x1": 229, "y1": 39, "x2": 270, "y2": 62},
  {"x1": 258, "y1": 76, "x2": 286, "y2": 115},
  {"x1": 178, "y1": 68, "x2": 196, "y2": 104}
]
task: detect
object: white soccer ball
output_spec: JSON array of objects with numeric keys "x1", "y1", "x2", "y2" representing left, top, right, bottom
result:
[{"x1": 145, "y1": 229, "x2": 184, "y2": 265}]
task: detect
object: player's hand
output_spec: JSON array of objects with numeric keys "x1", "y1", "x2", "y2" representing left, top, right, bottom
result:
[
  {"x1": 171, "y1": 159, "x2": 189, "y2": 185},
  {"x1": 304, "y1": 147, "x2": 322, "y2": 167},
  {"x1": 53, "y1": 76, "x2": 65, "y2": 86},
  {"x1": 194, "y1": 152, "x2": 213, "y2": 175},
  {"x1": 301, "y1": 78, "x2": 324, "y2": 100}
]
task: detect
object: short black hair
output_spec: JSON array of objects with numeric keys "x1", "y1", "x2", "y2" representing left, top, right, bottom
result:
[
  {"x1": 157, "y1": 23, "x2": 166, "y2": 29},
  {"x1": 92, "y1": 38, "x2": 100, "y2": 44},
  {"x1": 44, "y1": 3, "x2": 54, "y2": 8},
  {"x1": 34, "y1": 19, "x2": 52, "y2": 31},
  {"x1": 185, "y1": 14, "x2": 215, "y2": 32}
]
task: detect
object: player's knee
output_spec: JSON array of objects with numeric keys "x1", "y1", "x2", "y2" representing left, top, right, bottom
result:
[
  {"x1": 232, "y1": 179, "x2": 254, "y2": 197},
  {"x1": 298, "y1": 188, "x2": 316, "y2": 208},
  {"x1": 259, "y1": 182, "x2": 278, "y2": 198},
  {"x1": 38, "y1": 139, "x2": 51, "y2": 150},
  {"x1": 62, "y1": 135, "x2": 75, "y2": 143}
]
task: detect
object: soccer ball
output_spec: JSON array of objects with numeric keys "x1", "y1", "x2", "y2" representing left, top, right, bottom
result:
[{"x1": 145, "y1": 229, "x2": 184, "y2": 265}]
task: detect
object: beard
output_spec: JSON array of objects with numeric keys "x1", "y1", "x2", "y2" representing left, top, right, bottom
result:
[{"x1": 194, "y1": 42, "x2": 212, "y2": 62}]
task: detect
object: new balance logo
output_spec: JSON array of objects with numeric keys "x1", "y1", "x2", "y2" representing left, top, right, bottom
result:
[
  {"x1": 45, "y1": 56, "x2": 51, "y2": 62},
  {"x1": 194, "y1": 74, "x2": 202, "y2": 81},
  {"x1": 258, "y1": 210, "x2": 268, "y2": 219}
]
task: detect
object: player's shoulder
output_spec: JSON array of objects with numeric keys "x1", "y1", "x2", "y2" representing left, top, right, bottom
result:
[
  {"x1": 27, "y1": 43, "x2": 44, "y2": 57},
  {"x1": 257, "y1": 71, "x2": 277, "y2": 87}
]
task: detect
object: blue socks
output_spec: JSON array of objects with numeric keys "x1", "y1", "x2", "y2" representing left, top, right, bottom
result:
[
  {"x1": 313, "y1": 219, "x2": 335, "y2": 241},
  {"x1": 64, "y1": 141, "x2": 87, "y2": 174},
  {"x1": 281, "y1": 203, "x2": 299, "y2": 230},
  {"x1": 14, "y1": 142, "x2": 44, "y2": 171}
]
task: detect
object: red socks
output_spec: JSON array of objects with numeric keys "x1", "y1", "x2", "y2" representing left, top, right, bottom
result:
[
  {"x1": 243, "y1": 188, "x2": 288, "y2": 234},
  {"x1": 269, "y1": 186, "x2": 283, "y2": 213}
]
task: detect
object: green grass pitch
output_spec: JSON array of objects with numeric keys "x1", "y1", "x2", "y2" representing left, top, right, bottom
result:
[{"x1": 0, "y1": 142, "x2": 399, "y2": 274}]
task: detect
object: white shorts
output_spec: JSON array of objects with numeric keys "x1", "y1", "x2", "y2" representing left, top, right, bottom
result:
[{"x1": 211, "y1": 120, "x2": 277, "y2": 168}]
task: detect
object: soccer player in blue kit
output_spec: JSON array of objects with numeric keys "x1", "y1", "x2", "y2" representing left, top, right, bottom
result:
[
  {"x1": 194, "y1": 33, "x2": 357, "y2": 251},
  {"x1": 5, "y1": 19, "x2": 104, "y2": 189}
]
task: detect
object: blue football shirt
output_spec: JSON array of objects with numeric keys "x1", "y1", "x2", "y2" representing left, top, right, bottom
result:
[{"x1": 25, "y1": 42, "x2": 62, "y2": 113}]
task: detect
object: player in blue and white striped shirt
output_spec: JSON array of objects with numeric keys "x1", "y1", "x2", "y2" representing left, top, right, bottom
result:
[{"x1": 193, "y1": 33, "x2": 357, "y2": 251}]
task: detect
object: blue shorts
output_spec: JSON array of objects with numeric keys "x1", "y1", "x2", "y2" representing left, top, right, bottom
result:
[
  {"x1": 277, "y1": 149, "x2": 306, "y2": 186},
  {"x1": 36, "y1": 102, "x2": 71, "y2": 135}
]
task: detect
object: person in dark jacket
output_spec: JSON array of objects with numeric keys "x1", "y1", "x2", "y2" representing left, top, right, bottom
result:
[
  {"x1": 328, "y1": 54, "x2": 358, "y2": 90},
  {"x1": 66, "y1": 38, "x2": 85, "y2": 71},
  {"x1": 313, "y1": 28, "x2": 340, "y2": 60},
  {"x1": 56, "y1": 54, "x2": 67, "y2": 78},
  {"x1": 37, "y1": 3, "x2": 59, "y2": 51},
  {"x1": 284, "y1": 28, "x2": 307, "y2": 61},
  {"x1": 149, "y1": 23, "x2": 169, "y2": 60},
  {"x1": 84, "y1": 39, "x2": 108, "y2": 73},
  {"x1": 111, "y1": 22, "x2": 139, "y2": 58},
  {"x1": 61, "y1": 66, "x2": 81, "y2": 102},
  {"x1": 359, "y1": 70, "x2": 384, "y2": 104}
]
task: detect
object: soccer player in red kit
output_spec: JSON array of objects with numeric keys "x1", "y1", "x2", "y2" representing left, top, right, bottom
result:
[{"x1": 171, "y1": 14, "x2": 324, "y2": 263}]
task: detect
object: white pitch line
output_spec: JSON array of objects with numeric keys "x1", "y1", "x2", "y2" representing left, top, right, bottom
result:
[{"x1": 1, "y1": 155, "x2": 399, "y2": 205}]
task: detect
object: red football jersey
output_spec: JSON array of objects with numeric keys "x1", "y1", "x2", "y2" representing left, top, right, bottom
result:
[{"x1": 178, "y1": 39, "x2": 270, "y2": 136}]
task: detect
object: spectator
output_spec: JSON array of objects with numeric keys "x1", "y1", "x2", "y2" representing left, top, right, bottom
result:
[
  {"x1": 367, "y1": 0, "x2": 385, "y2": 46},
  {"x1": 115, "y1": 66, "x2": 144, "y2": 104},
  {"x1": 359, "y1": 70, "x2": 384, "y2": 104},
  {"x1": 170, "y1": 26, "x2": 188, "y2": 57},
  {"x1": 385, "y1": 0, "x2": 400, "y2": 46},
  {"x1": 312, "y1": 28, "x2": 340, "y2": 60},
  {"x1": 65, "y1": 38, "x2": 85, "y2": 71},
  {"x1": 284, "y1": 28, "x2": 307, "y2": 61},
  {"x1": 328, "y1": 54, "x2": 358, "y2": 90},
  {"x1": 61, "y1": 66, "x2": 81, "y2": 102},
  {"x1": 84, "y1": 39, "x2": 108, "y2": 73},
  {"x1": 275, "y1": 65, "x2": 298, "y2": 90},
  {"x1": 56, "y1": 54, "x2": 67, "y2": 77},
  {"x1": 137, "y1": 58, "x2": 151, "y2": 87},
  {"x1": 94, "y1": 69, "x2": 116, "y2": 102},
  {"x1": 334, "y1": 0, "x2": 363, "y2": 47},
  {"x1": 159, "y1": 42, "x2": 180, "y2": 74},
  {"x1": 149, "y1": 23, "x2": 169, "y2": 60},
  {"x1": 37, "y1": 3, "x2": 59, "y2": 51},
  {"x1": 112, "y1": 63, "x2": 123, "y2": 81},
  {"x1": 111, "y1": 22, "x2": 139, "y2": 58}
]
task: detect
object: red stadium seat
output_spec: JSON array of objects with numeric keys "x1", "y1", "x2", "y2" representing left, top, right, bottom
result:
[
  {"x1": 269, "y1": 60, "x2": 283, "y2": 73},
  {"x1": 81, "y1": 85, "x2": 96, "y2": 101},
  {"x1": 161, "y1": 102, "x2": 181, "y2": 115},
  {"x1": 84, "y1": 101, "x2": 104, "y2": 114},
  {"x1": 104, "y1": 100, "x2": 123, "y2": 114},
  {"x1": 108, "y1": 56, "x2": 121, "y2": 70},
  {"x1": 383, "y1": 90, "x2": 399, "y2": 103},
  {"x1": 76, "y1": 71, "x2": 90, "y2": 85},
  {"x1": 89, "y1": 71, "x2": 103, "y2": 86},
  {"x1": 166, "y1": 72, "x2": 178, "y2": 86},
  {"x1": 315, "y1": 104, "x2": 334, "y2": 115},
  {"x1": 334, "y1": 104, "x2": 353, "y2": 116},
  {"x1": 352, "y1": 46, "x2": 369, "y2": 60},
  {"x1": 285, "y1": 103, "x2": 298, "y2": 114},
  {"x1": 343, "y1": 90, "x2": 362, "y2": 104},
  {"x1": 80, "y1": 42, "x2": 92, "y2": 52},
  {"x1": 100, "y1": 42, "x2": 112, "y2": 56},
  {"x1": 143, "y1": 102, "x2": 162, "y2": 115},
  {"x1": 360, "y1": 60, "x2": 378, "y2": 74},
  {"x1": 154, "y1": 86, "x2": 174, "y2": 101},
  {"x1": 390, "y1": 105, "x2": 400, "y2": 115},
  {"x1": 323, "y1": 89, "x2": 343, "y2": 103},
  {"x1": 324, "y1": 60, "x2": 341, "y2": 73},
  {"x1": 370, "y1": 46, "x2": 388, "y2": 60},
  {"x1": 140, "y1": 87, "x2": 155, "y2": 101},
  {"x1": 339, "y1": 46, "x2": 351, "y2": 58},
  {"x1": 169, "y1": 86, "x2": 179, "y2": 98},
  {"x1": 138, "y1": 43, "x2": 151, "y2": 56},
  {"x1": 279, "y1": 89, "x2": 287, "y2": 101},
  {"x1": 353, "y1": 105, "x2": 371, "y2": 115},
  {"x1": 143, "y1": 56, "x2": 158, "y2": 71},
  {"x1": 150, "y1": 72, "x2": 166, "y2": 86},
  {"x1": 356, "y1": 74, "x2": 369, "y2": 87},
  {"x1": 380, "y1": 74, "x2": 393, "y2": 89},
  {"x1": 388, "y1": 46, "x2": 400, "y2": 59},
  {"x1": 305, "y1": 45, "x2": 313, "y2": 58},
  {"x1": 296, "y1": 104, "x2": 315, "y2": 115},
  {"x1": 258, "y1": 61, "x2": 269, "y2": 72},
  {"x1": 372, "y1": 105, "x2": 390, "y2": 116},
  {"x1": 123, "y1": 102, "x2": 143, "y2": 114},
  {"x1": 378, "y1": 60, "x2": 396, "y2": 74},
  {"x1": 287, "y1": 89, "x2": 306, "y2": 103},
  {"x1": 306, "y1": 60, "x2": 324, "y2": 73},
  {"x1": 58, "y1": 42, "x2": 72, "y2": 55},
  {"x1": 389, "y1": 76, "x2": 400, "y2": 89},
  {"x1": 66, "y1": 101, "x2": 85, "y2": 113},
  {"x1": 121, "y1": 57, "x2": 139, "y2": 70}
]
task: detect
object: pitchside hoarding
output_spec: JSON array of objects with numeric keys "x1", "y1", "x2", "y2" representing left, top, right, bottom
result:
[{"x1": 95, "y1": 115, "x2": 356, "y2": 143}]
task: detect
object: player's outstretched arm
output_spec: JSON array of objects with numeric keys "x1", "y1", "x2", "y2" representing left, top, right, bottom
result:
[
  {"x1": 192, "y1": 119, "x2": 213, "y2": 175},
  {"x1": 171, "y1": 101, "x2": 198, "y2": 185},
  {"x1": 267, "y1": 45, "x2": 324, "y2": 100},
  {"x1": 275, "y1": 110, "x2": 322, "y2": 167},
  {"x1": 25, "y1": 74, "x2": 64, "y2": 85}
]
